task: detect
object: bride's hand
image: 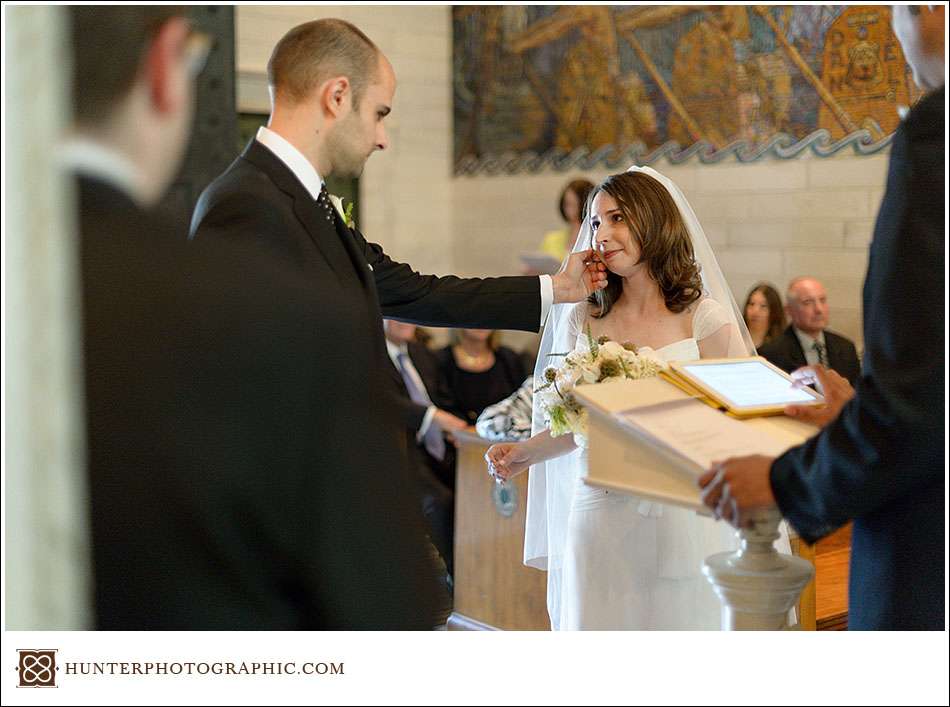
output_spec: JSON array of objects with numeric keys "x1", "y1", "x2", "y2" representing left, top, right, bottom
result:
[
  {"x1": 551, "y1": 248, "x2": 608, "y2": 304},
  {"x1": 485, "y1": 442, "x2": 533, "y2": 483}
]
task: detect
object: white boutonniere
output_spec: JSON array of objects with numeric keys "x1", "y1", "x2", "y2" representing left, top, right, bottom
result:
[
  {"x1": 329, "y1": 194, "x2": 356, "y2": 229},
  {"x1": 329, "y1": 192, "x2": 369, "y2": 270}
]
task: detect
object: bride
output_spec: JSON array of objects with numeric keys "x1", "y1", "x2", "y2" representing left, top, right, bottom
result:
[{"x1": 487, "y1": 166, "x2": 760, "y2": 630}]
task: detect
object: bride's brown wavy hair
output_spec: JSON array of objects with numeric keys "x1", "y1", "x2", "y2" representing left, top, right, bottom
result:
[{"x1": 587, "y1": 171, "x2": 703, "y2": 318}]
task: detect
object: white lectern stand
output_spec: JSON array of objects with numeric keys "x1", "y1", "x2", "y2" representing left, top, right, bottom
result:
[{"x1": 576, "y1": 377, "x2": 817, "y2": 630}]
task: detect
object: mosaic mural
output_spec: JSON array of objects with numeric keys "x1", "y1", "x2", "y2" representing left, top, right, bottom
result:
[{"x1": 453, "y1": 5, "x2": 923, "y2": 174}]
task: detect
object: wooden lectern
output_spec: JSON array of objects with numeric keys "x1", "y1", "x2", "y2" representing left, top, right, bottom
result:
[{"x1": 447, "y1": 429, "x2": 549, "y2": 630}]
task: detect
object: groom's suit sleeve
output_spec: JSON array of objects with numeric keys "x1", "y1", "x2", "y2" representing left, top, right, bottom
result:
[
  {"x1": 351, "y1": 229, "x2": 544, "y2": 332},
  {"x1": 768, "y1": 98, "x2": 945, "y2": 545}
]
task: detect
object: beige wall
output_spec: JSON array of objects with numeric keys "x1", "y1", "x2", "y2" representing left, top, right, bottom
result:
[{"x1": 238, "y1": 5, "x2": 884, "y2": 352}]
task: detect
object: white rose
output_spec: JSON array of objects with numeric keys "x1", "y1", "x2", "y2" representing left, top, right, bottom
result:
[
  {"x1": 600, "y1": 341, "x2": 625, "y2": 358},
  {"x1": 573, "y1": 358, "x2": 600, "y2": 384}
]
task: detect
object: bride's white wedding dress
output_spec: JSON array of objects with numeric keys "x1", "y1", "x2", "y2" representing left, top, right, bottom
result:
[
  {"x1": 550, "y1": 298, "x2": 742, "y2": 630},
  {"x1": 525, "y1": 164, "x2": 787, "y2": 630}
]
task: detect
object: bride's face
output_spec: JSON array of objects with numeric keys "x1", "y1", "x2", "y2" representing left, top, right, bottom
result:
[{"x1": 589, "y1": 191, "x2": 641, "y2": 277}]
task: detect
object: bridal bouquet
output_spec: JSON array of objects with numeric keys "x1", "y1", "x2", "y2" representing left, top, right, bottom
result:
[{"x1": 536, "y1": 331, "x2": 666, "y2": 444}]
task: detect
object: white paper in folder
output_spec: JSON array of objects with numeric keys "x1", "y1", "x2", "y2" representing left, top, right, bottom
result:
[{"x1": 619, "y1": 398, "x2": 790, "y2": 478}]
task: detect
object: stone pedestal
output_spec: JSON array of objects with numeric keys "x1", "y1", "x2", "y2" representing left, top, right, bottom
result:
[{"x1": 703, "y1": 510, "x2": 814, "y2": 630}]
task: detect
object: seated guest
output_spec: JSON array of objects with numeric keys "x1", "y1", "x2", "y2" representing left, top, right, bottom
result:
[
  {"x1": 743, "y1": 282, "x2": 786, "y2": 350},
  {"x1": 476, "y1": 376, "x2": 534, "y2": 442},
  {"x1": 384, "y1": 320, "x2": 467, "y2": 576},
  {"x1": 759, "y1": 277, "x2": 861, "y2": 385},
  {"x1": 437, "y1": 329, "x2": 527, "y2": 427}
]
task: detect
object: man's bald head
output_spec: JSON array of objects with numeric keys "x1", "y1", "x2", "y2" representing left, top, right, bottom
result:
[{"x1": 786, "y1": 277, "x2": 829, "y2": 337}]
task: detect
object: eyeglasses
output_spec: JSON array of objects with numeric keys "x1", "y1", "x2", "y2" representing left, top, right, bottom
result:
[{"x1": 184, "y1": 26, "x2": 213, "y2": 78}]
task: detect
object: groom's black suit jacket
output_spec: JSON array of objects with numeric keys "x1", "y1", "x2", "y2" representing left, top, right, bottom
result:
[
  {"x1": 190, "y1": 139, "x2": 543, "y2": 607},
  {"x1": 769, "y1": 87, "x2": 945, "y2": 630},
  {"x1": 190, "y1": 138, "x2": 541, "y2": 432},
  {"x1": 81, "y1": 175, "x2": 439, "y2": 629},
  {"x1": 190, "y1": 140, "x2": 542, "y2": 332}
]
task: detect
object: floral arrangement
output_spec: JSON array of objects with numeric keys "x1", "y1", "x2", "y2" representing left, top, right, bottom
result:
[{"x1": 535, "y1": 330, "x2": 666, "y2": 443}]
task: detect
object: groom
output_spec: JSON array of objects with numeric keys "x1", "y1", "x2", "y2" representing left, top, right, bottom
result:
[
  {"x1": 191, "y1": 18, "x2": 602, "y2": 327},
  {"x1": 190, "y1": 18, "x2": 605, "y2": 599}
]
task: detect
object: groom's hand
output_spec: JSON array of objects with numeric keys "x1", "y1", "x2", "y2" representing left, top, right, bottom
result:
[
  {"x1": 698, "y1": 455, "x2": 776, "y2": 529},
  {"x1": 551, "y1": 249, "x2": 608, "y2": 304}
]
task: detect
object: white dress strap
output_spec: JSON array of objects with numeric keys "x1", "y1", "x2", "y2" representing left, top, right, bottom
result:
[{"x1": 692, "y1": 298, "x2": 731, "y2": 342}]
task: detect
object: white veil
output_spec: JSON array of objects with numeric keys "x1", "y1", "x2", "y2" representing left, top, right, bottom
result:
[{"x1": 524, "y1": 165, "x2": 756, "y2": 583}]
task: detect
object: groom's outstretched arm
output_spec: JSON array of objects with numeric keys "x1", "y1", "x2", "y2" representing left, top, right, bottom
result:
[{"x1": 354, "y1": 229, "x2": 604, "y2": 332}]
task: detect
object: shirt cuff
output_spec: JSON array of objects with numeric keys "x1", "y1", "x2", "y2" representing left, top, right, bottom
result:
[
  {"x1": 539, "y1": 275, "x2": 554, "y2": 328},
  {"x1": 417, "y1": 405, "x2": 437, "y2": 440}
]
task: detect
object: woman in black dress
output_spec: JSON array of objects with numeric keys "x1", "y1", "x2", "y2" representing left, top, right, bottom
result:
[{"x1": 436, "y1": 329, "x2": 527, "y2": 427}]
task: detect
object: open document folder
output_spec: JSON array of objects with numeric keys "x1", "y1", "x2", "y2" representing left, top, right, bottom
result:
[{"x1": 574, "y1": 377, "x2": 818, "y2": 512}]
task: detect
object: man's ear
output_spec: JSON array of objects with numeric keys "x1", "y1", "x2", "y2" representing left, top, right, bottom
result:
[
  {"x1": 143, "y1": 17, "x2": 190, "y2": 115},
  {"x1": 321, "y1": 76, "x2": 352, "y2": 119}
]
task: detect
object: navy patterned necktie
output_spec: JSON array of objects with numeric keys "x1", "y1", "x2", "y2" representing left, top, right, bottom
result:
[{"x1": 316, "y1": 183, "x2": 337, "y2": 223}]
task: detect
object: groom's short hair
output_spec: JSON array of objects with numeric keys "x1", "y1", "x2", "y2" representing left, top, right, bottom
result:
[{"x1": 268, "y1": 19, "x2": 380, "y2": 108}]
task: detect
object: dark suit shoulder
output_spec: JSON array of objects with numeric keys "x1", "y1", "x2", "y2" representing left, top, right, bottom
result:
[
  {"x1": 757, "y1": 326, "x2": 795, "y2": 357},
  {"x1": 824, "y1": 329, "x2": 857, "y2": 351},
  {"x1": 757, "y1": 326, "x2": 806, "y2": 375},
  {"x1": 407, "y1": 340, "x2": 438, "y2": 368},
  {"x1": 901, "y1": 86, "x2": 944, "y2": 139},
  {"x1": 191, "y1": 156, "x2": 286, "y2": 230}
]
